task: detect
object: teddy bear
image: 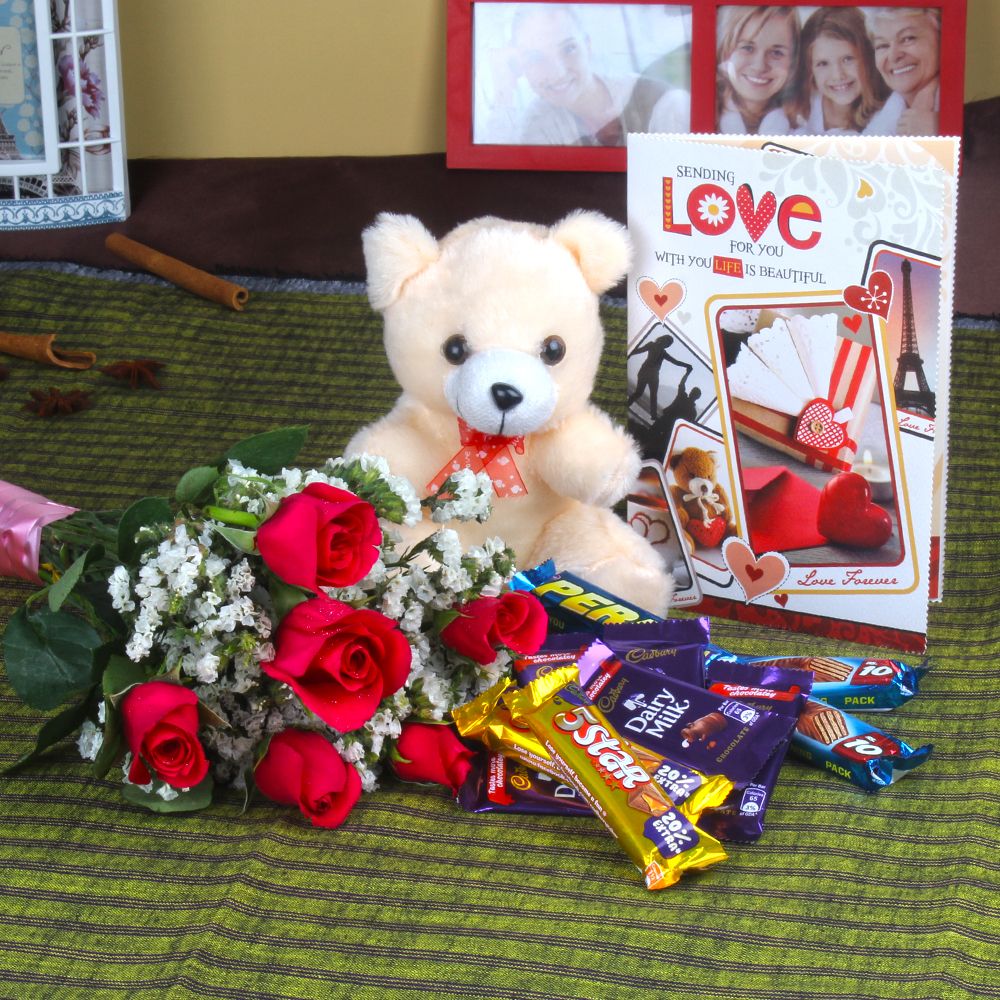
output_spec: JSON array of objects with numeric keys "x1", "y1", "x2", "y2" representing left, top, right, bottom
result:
[
  {"x1": 345, "y1": 210, "x2": 674, "y2": 616},
  {"x1": 668, "y1": 447, "x2": 736, "y2": 553}
]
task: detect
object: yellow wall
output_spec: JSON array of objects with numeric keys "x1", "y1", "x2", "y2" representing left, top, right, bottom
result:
[{"x1": 118, "y1": 0, "x2": 999, "y2": 159}]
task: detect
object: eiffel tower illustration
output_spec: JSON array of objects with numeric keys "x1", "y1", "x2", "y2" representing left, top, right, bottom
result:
[{"x1": 893, "y1": 259, "x2": 935, "y2": 417}]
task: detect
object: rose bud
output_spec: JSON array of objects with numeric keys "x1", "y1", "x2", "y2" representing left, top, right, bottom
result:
[
  {"x1": 121, "y1": 680, "x2": 209, "y2": 789},
  {"x1": 440, "y1": 591, "x2": 547, "y2": 665},
  {"x1": 490, "y1": 591, "x2": 547, "y2": 654},
  {"x1": 262, "y1": 595, "x2": 412, "y2": 732},
  {"x1": 391, "y1": 721, "x2": 475, "y2": 793},
  {"x1": 255, "y1": 728, "x2": 361, "y2": 829},
  {"x1": 256, "y1": 482, "x2": 381, "y2": 593}
]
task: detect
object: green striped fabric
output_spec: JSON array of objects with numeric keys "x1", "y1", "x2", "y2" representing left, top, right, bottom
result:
[{"x1": 0, "y1": 270, "x2": 997, "y2": 999}]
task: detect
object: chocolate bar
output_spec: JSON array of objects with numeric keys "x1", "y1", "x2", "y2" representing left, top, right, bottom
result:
[
  {"x1": 700, "y1": 658, "x2": 812, "y2": 843},
  {"x1": 456, "y1": 752, "x2": 592, "y2": 816},
  {"x1": 791, "y1": 697, "x2": 932, "y2": 791},
  {"x1": 506, "y1": 666, "x2": 726, "y2": 890},
  {"x1": 513, "y1": 634, "x2": 612, "y2": 686},
  {"x1": 584, "y1": 655, "x2": 795, "y2": 784},
  {"x1": 704, "y1": 647, "x2": 924, "y2": 711},
  {"x1": 600, "y1": 618, "x2": 709, "y2": 687},
  {"x1": 510, "y1": 561, "x2": 660, "y2": 632}
]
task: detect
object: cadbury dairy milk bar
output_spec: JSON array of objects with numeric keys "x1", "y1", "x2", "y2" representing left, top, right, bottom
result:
[{"x1": 582, "y1": 655, "x2": 795, "y2": 784}]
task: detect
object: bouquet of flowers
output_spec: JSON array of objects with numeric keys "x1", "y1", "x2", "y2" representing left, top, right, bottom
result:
[{"x1": 0, "y1": 427, "x2": 547, "y2": 826}]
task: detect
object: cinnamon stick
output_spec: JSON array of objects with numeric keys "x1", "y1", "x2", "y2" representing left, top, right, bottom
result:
[
  {"x1": 105, "y1": 233, "x2": 250, "y2": 311},
  {"x1": 0, "y1": 332, "x2": 96, "y2": 369}
]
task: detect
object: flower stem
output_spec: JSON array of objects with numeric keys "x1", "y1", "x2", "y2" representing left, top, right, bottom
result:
[{"x1": 204, "y1": 506, "x2": 260, "y2": 529}]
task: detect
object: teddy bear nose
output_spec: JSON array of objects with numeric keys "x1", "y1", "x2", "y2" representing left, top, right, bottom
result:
[{"x1": 491, "y1": 382, "x2": 523, "y2": 412}]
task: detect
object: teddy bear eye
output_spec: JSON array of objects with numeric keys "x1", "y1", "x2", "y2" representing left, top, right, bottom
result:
[
  {"x1": 442, "y1": 334, "x2": 469, "y2": 365},
  {"x1": 540, "y1": 336, "x2": 566, "y2": 366}
]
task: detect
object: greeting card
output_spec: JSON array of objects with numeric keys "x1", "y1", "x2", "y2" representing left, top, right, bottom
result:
[{"x1": 626, "y1": 134, "x2": 959, "y2": 652}]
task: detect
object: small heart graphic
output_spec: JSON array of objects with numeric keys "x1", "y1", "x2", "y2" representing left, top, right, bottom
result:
[
  {"x1": 843, "y1": 314, "x2": 863, "y2": 333},
  {"x1": 638, "y1": 278, "x2": 685, "y2": 322},
  {"x1": 676, "y1": 309, "x2": 691, "y2": 325},
  {"x1": 817, "y1": 473, "x2": 893, "y2": 548},
  {"x1": 844, "y1": 270, "x2": 893, "y2": 319},
  {"x1": 856, "y1": 179, "x2": 875, "y2": 199},
  {"x1": 629, "y1": 511, "x2": 670, "y2": 546},
  {"x1": 775, "y1": 593, "x2": 789, "y2": 607},
  {"x1": 795, "y1": 399, "x2": 848, "y2": 452},
  {"x1": 688, "y1": 515, "x2": 727, "y2": 550},
  {"x1": 735, "y1": 184, "x2": 777, "y2": 243},
  {"x1": 723, "y1": 538, "x2": 789, "y2": 603}
]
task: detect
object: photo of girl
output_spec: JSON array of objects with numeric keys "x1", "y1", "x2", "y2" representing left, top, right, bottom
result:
[
  {"x1": 788, "y1": 7, "x2": 890, "y2": 134},
  {"x1": 716, "y1": 6, "x2": 800, "y2": 134},
  {"x1": 864, "y1": 7, "x2": 941, "y2": 135}
]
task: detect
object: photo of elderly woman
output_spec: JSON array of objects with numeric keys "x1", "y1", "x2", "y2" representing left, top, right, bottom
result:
[
  {"x1": 716, "y1": 6, "x2": 800, "y2": 133},
  {"x1": 864, "y1": 6, "x2": 940, "y2": 135},
  {"x1": 787, "y1": 7, "x2": 890, "y2": 134},
  {"x1": 472, "y1": 3, "x2": 692, "y2": 147},
  {"x1": 716, "y1": 6, "x2": 943, "y2": 138}
]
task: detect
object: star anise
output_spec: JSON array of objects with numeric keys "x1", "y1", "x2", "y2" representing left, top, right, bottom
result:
[
  {"x1": 25, "y1": 387, "x2": 92, "y2": 417},
  {"x1": 99, "y1": 358, "x2": 165, "y2": 389}
]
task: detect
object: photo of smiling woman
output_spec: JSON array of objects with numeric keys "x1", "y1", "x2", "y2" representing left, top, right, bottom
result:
[
  {"x1": 864, "y1": 7, "x2": 941, "y2": 135},
  {"x1": 787, "y1": 7, "x2": 890, "y2": 134},
  {"x1": 472, "y1": 3, "x2": 692, "y2": 147},
  {"x1": 716, "y1": 6, "x2": 800, "y2": 134}
]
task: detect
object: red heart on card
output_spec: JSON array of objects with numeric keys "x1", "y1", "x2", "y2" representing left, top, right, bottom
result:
[
  {"x1": 775, "y1": 593, "x2": 789, "y2": 607},
  {"x1": 736, "y1": 184, "x2": 777, "y2": 243},
  {"x1": 843, "y1": 270, "x2": 893, "y2": 319},
  {"x1": 723, "y1": 538, "x2": 789, "y2": 603},
  {"x1": 817, "y1": 473, "x2": 893, "y2": 548},
  {"x1": 637, "y1": 278, "x2": 685, "y2": 322},
  {"x1": 630, "y1": 511, "x2": 670, "y2": 546},
  {"x1": 795, "y1": 399, "x2": 847, "y2": 451},
  {"x1": 688, "y1": 515, "x2": 727, "y2": 549},
  {"x1": 843, "y1": 314, "x2": 863, "y2": 333}
]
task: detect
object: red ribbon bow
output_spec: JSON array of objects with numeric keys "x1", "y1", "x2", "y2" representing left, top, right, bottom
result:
[{"x1": 427, "y1": 419, "x2": 527, "y2": 498}]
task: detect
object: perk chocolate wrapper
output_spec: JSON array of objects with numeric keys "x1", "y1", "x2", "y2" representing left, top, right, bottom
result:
[
  {"x1": 792, "y1": 697, "x2": 932, "y2": 792},
  {"x1": 507, "y1": 666, "x2": 726, "y2": 890},
  {"x1": 457, "y1": 752, "x2": 592, "y2": 816},
  {"x1": 704, "y1": 647, "x2": 924, "y2": 712},
  {"x1": 511, "y1": 561, "x2": 660, "y2": 632},
  {"x1": 584, "y1": 656, "x2": 795, "y2": 784},
  {"x1": 699, "y1": 658, "x2": 813, "y2": 843},
  {"x1": 600, "y1": 619, "x2": 710, "y2": 687}
]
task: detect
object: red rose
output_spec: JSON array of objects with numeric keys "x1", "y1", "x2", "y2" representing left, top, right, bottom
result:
[
  {"x1": 256, "y1": 482, "x2": 381, "y2": 593},
  {"x1": 262, "y1": 595, "x2": 411, "y2": 731},
  {"x1": 121, "y1": 681, "x2": 209, "y2": 789},
  {"x1": 440, "y1": 591, "x2": 547, "y2": 665},
  {"x1": 254, "y1": 728, "x2": 361, "y2": 828},
  {"x1": 391, "y1": 721, "x2": 475, "y2": 792}
]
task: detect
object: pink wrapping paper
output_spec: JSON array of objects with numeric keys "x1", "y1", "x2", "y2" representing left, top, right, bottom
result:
[{"x1": 0, "y1": 480, "x2": 78, "y2": 583}]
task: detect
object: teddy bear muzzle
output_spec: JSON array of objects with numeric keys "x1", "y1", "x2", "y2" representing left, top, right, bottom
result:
[{"x1": 444, "y1": 348, "x2": 558, "y2": 438}]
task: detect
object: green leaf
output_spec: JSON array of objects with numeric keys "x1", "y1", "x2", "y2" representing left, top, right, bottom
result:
[
  {"x1": 222, "y1": 426, "x2": 309, "y2": 475},
  {"x1": 214, "y1": 525, "x2": 258, "y2": 554},
  {"x1": 117, "y1": 497, "x2": 173, "y2": 566},
  {"x1": 268, "y1": 575, "x2": 312, "y2": 621},
  {"x1": 2, "y1": 606, "x2": 104, "y2": 711},
  {"x1": 176, "y1": 465, "x2": 220, "y2": 505},
  {"x1": 2, "y1": 699, "x2": 92, "y2": 774},
  {"x1": 432, "y1": 608, "x2": 462, "y2": 633},
  {"x1": 47, "y1": 544, "x2": 105, "y2": 613},
  {"x1": 103, "y1": 653, "x2": 149, "y2": 703},
  {"x1": 122, "y1": 773, "x2": 214, "y2": 813}
]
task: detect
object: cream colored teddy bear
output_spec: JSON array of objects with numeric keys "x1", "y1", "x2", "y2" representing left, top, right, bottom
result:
[{"x1": 346, "y1": 211, "x2": 673, "y2": 616}]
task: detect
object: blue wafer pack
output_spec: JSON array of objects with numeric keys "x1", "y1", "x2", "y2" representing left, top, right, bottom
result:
[
  {"x1": 791, "y1": 697, "x2": 932, "y2": 791},
  {"x1": 704, "y1": 647, "x2": 925, "y2": 712}
]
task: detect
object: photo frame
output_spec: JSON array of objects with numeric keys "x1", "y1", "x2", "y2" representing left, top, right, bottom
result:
[
  {"x1": 1, "y1": 0, "x2": 128, "y2": 228},
  {"x1": 446, "y1": 0, "x2": 967, "y2": 171}
]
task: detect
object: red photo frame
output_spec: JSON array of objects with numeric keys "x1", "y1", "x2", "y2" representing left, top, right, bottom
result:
[{"x1": 446, "y1": 0, "x2": 967, "y2": 171}]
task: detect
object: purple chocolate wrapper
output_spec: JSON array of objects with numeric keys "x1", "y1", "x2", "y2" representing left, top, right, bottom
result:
[
  {"x1": 698, "y1": 659, "x2": 812, "y2": 842},
  {"x1": 457, "y1": 751, "x2": 592, "y2": 816},
  {"x1": 583, "y1": 656, "x2": 795, "y2": 784},
  {"x1": 600, "y1": 619, "x2": 709, "y2": 688}
]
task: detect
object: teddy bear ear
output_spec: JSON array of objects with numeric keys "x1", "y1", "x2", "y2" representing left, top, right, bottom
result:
[
  {"x1": 362, "y1": 213, "x2": 441, "y2": 310},
  {"x1": 550, "y1": 210, "x2": 632, "y2": 294}
]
